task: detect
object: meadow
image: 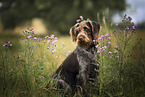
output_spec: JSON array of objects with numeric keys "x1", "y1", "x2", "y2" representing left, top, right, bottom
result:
[{"x1": 0, "y1": 15, "x2": 145, "y2": 97}]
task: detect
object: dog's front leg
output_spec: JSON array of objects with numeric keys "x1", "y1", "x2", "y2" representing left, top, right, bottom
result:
[{"x1": 77, "y1": 72, "x2": 88, "y2": 96}]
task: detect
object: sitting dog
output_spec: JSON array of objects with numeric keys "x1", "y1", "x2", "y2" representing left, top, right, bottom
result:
[{"x1": 51, "y1": 19, "x2": 100, "y2": 96}]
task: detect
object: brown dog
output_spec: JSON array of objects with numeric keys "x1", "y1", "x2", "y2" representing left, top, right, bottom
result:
[{"x1": 52, "y1": 19, "x2": 100, "y2": 96}]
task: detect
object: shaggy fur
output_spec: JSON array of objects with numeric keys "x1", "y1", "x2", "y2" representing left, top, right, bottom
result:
[{"x1": 51, "y1": 19, "x2": 100, "y2": 96}]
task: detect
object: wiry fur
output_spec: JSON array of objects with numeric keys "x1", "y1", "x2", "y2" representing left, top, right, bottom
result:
[
  {"x1": 70, "y1": 19, "x2": 100, "y2": 49},
  {"x1": 50, "y1": 19, "x2": 100, "y2": 96}
]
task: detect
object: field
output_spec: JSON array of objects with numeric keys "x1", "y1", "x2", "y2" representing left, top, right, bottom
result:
[{"x1": 0, "y1": 15, "x2": 145, "y2": 97}]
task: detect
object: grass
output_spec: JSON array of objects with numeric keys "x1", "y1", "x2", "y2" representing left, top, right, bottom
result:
[{"x1": 0, "y1": 14, "x2": 145, "y2": 97}]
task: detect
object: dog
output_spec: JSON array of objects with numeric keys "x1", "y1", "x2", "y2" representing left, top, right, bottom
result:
[{"x1": 51, "y1": 19, "x2": 100, "y2": 96}]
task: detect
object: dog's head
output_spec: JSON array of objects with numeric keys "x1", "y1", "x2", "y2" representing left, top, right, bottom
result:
[{"x1": 70, "y1": 19, "x2": 101, "y2": 49}]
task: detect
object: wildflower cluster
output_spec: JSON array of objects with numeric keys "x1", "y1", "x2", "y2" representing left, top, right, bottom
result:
[
  {"x1": 3, "y1": 41, "x2": 12, "y2": 47},
  {"x1": 115, "y1": 14, "x2": 135, "y2": 35},
  {"x1": 22, "y1": 28, "x2": 69, "y2": 58},
  {"x1": 43, "y1": 35, "x2": 58, "y2": 54},
  {"x1": 114, "y1": 14, "x2": 138, "y2": 58},
  {"x1": 23, "y1": 27, "x2": 42, "y2": 41},
  {"x1": 96, "y1": 32, "x2": 119, "y2": 59},
  {"x1": 66, "y1": 51, "x2": 71, "y2": 56}
]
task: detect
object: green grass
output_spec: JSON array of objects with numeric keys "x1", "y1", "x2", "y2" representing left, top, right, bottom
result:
[
  {"x1": 0, "y1": 15, "x2": 145, "y2": 97},
  {"x1": 0, "y1": 31, "x2": 77, "y2": 97}
]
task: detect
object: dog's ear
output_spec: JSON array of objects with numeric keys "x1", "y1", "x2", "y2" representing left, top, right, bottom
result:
[
  {"x1": 89, "y1": 21, "x2": 101, "y2": 41},
  {"x1": 69, "y1": 23, "x2": 80, "y2": 42},
  {"x1": 69, "y1": 26, "x2": 77, "y2": 42}
]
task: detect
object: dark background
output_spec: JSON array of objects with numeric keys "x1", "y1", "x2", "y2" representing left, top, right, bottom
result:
[
  {"x1": 0, "y1": 0, "x2": 144, "y2": 35},
  {"x1": 0, "y1": 0, "x2": 126, "y2": 35}
]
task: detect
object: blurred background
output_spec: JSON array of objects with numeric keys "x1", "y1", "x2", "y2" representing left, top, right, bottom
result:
[
  {"x1": 1, "y1": 1, "x2": 145, "y2": 96},
  {"x1": 0, "y1": 0, "x2": 145, "y2": 36}
]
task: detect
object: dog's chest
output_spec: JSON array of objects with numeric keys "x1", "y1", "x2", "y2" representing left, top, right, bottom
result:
[
  {"x1": 77, "y1": 53, "x2": 91, "y2": 72},
  {"x1": 74, "y1": 46, "x2": 96, "y2": 74}
]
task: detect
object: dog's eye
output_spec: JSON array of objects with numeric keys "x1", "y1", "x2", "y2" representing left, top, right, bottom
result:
[
  {"x1": 84, "y1": 27, "x2": 90, "y2": 32},
  {"x1": 76, "y1": 28, "x2": 80, "y2": 34},
  {"x1": 76, "y1": 24, "x2": 79, "y2": 27}
]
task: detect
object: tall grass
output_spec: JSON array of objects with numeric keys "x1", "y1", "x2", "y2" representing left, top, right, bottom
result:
[
  {"x1": 0, "y1": 14, "x2": 145, "y2": 97},
  {"x1": 96, "y1": 14, "x2": 145, "y2": 97},
  {"x1": 0, "y1": 28, "x2": 72, "y2": 97}
]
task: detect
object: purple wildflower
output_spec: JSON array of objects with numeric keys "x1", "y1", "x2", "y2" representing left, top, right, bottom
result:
[
  {"x1": 17, "y1": 55, "x2": 20, "y2": 58},
  {"x1": 23, "y1": 29, "x2": 27, "y2": 33},
  {"x1": 128, "y1": 16, "x2": 132, "y2": 21},
  {"x1": 3, "y1": 44, "x2": 6, "y2": 47},
  {"x1": 68, "y1": 51, "x2": 71, "y2": 53},
  {"x1": 108, "y1": 51, "x2": 112, "y2": 54},
  {"x1": 116, "y1": 45, "x2": 119, "y2": 48},
  {"x1": 9, "y1": 44, "x2": 12, "y2": 46},
  {"x1": 132, "y1": 26, "x2": 135, "y2": 30},
  {"x1": 52, "y1": 50, "x2": 56, "y2": 54},
  {"x1": 52, "y1": 40, "x2": 58, "y2": 44},
  {"x1": 116, "y1": 56, "x2": 119, "y2": 58},
  {"x1": 40, "y1": 38, "x2": 42, "y2": 40},
  {"x1": 114, "y1": 51, "x2": 118, "y2": 53},
  {"x1": 101, "y1": 35, "x2": 104, "y2": 38},
  {"x1": 108, "y1": 37, "x2": 111, "y2": 39},
  {"x1": 56, "y1": 56, "x2": 58, "y2": 58},
  {"x1": 66, "y1": 54, "x2": 69, "y2": 56},
  {"x1": 61, "y1": 43, "x2": 64, "y2": 45},
  {"x1": 50, "y1": 47, "x2": 53, "y2": 50},
  {"x1": 104, "y1": 46, "x2": 107, "y2": 49},
  {"x1": 95, "y1": 45, "x2": 98, "y2": 48},
  {"x1": 43, "y1": 40, "x2": 46, "y2": 43},
  {"x1": 123, "y1": 14, "x2": 127, "y2": 17},
  {"x1": 8, "y1": 41, "x2": 10, "y2": 44},
  {"x1": 116, "y1": 24, "x2": 118, "y2": 26},
  {"x1": 61, "y1": 43, "x2": 64, "y2": 48},
  {"x1": 47, "y1": 40, "x2": 50, "y2": 43},
  {"x1": 102, "y1": 49, "x2": 105, "y2": 51},
  {"x1": 50, "y1": 35, "x2": 54, "y2": 39},
  {"x1": 47, "y1": 47, "x2": 49, "y2": 49},
  {"x1": 108, "y1": 41, "x2": 111, "y2": 45},
  {"x1": 27, "y1": 35, "x2": 32, "y2": 39},
  {"x1": 33, "y1": 37, "x2": 37, "y2": 40},
  {"x1": 98, "y1": 37, "x2": 101, "y2": 40},
  {"x1": 127, "y1": 27, "x2": 129, "y2": 30},
  {"x1": 105, "y1": 33, "x2": 109, "y2": 37},
  {"x1": 97, "y1": 50, "x2": 100, "y2": 53},
  {"x1": 93, "y1": 40, "x2": 96, "y2": 43},
  {"x1": 45, "y1": 36, "x2": 49, "y2": 38},
  {"x1": 54, "y1": 37, "x2": 57, "y2": 39}
]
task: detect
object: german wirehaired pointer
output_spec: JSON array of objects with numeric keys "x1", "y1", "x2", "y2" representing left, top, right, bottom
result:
[{"x1": 51, "y1": 18, "x2": 100, "y2": 96}]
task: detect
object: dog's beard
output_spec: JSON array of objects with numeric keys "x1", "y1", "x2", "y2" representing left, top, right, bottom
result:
[
  {"x1": 76, "y1": 32, "x2": 92, "y2": 49},
  {"x1": 77, "y1": 39, "x2": 92, "y2": 49}
]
